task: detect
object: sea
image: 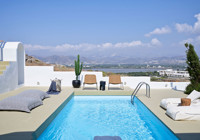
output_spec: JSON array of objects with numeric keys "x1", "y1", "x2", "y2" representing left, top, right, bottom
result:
[{"x1": 83, "y1": 68, "x2": 164, "y2": 73}]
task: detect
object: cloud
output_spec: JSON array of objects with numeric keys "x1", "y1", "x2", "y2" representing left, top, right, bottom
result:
[
  {"x1": 179, "y1": 36, "x2": 200, "y2": 45},
  {"x1": 102, "y1": 43, "x2": 113, "y2": 48},
  {"x1": 24, "y1": 39, "x2": 162, "y2": 57},
  {"x1": 151, "y1": 38, "x2": 162, "y2": 46},
  {"x1": 24, "y1": 40, "x2": 145, "y2": 52},
  {"x1": 175, "y1": 13, "x2": 200, "y2": 33},
  {"x1": 175, "y1": 23, "x2": 193, "y2": 33},
  {"x1": 196, "y1": 35, "x2": 200, "y2": 44},
  {"x1": 145, "y1": 26, "x2": 171, "y2": 37},
  {"x1": 194, "y1": 13, "x2": 200, "y2": 32},
  {"x1": 114, "y1": 41, "x2": 143, "y2": 48},
  {"x1": 179, "y1": 38, "x2": 194, "y2": 45},
  {"x1": 24, "y1": 44, "x2": 52, "y2": 50}
]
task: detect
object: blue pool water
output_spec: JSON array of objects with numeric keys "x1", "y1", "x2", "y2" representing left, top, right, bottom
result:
[{"x1": 38, "y1": 96, "x2": 178, "y2": 140}]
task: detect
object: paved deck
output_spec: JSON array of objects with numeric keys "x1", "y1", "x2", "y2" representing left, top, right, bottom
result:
[
  {"x1": 136, "y1": 89, "x2": 200, "y2": 140},
  {"x1": 0, "y1": 86, "x2": 74, "y2": 140},
  {"x1": 0, "y1": 86, "x2": 200, "y2": 140}
]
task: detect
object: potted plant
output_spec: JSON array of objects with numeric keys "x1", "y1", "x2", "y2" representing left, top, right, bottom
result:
[{"x1": 72, "y1": 54, "x2": 83, "y2": 88}]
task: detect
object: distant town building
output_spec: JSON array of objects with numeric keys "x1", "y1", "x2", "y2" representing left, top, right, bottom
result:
[{"x1": 158, "y1": 69, "x2": 189, "y2": 78}]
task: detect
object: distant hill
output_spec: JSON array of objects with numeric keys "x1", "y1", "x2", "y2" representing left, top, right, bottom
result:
[
  {"x1": 33, "y1": 55, "x2": 186, "y2": 65},
  {"x1": 26, "y1": 54, "x2": 50, "y2": 66},
  {"x1": 35, "y1": 55, "x2": 93, "y2": 65},
  {"x1": 25, "y1": 54, "x2": 74, "y2": 71}
]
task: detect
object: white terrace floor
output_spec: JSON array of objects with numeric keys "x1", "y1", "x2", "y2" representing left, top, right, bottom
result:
[{"x1": 0, "y1": 86, "x2": 200, "y2": 140}]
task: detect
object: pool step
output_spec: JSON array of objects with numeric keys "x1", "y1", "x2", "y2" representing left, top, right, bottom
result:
[
  {"x1": 0, "y1": 61, "x2": 10, "y2": 65},
  {"x1": 0, "y1": 65, "x2": 7, "y2": 71},
  {"x1": 0, "y1": 61, "x2": 10, "y2": 75}
]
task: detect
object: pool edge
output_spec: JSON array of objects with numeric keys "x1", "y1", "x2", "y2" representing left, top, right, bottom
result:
[
  {"x1": 136, "y1": 97, "x2": 180, "y2": 140},
  {"x1": 32, "y1": 92, "x2": 74, "y2": 140}
]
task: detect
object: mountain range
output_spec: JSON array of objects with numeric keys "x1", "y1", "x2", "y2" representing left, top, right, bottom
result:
[{"x1": 34, "y1": 55, "x2": 187, "y2": 65}]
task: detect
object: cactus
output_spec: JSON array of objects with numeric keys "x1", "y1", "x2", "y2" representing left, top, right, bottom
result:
[{"x1": 75, "y1": 54, "x2": 83, "y2": 80}]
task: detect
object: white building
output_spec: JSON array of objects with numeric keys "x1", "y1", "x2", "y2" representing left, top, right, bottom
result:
[{"x1": 158, "y1": 69, "x2": 189, "y2": 78}]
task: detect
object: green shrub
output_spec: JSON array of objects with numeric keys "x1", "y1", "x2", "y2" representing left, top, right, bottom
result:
[
  {"x1": 151, "y1": 77, "x2": 159, "y2": 81},
  {"x1": 185, "y1": 43, "x2": 200, "y2": 94},
  {"x1": 185, "y1": 83, "x2": 200, "y2": 94}
]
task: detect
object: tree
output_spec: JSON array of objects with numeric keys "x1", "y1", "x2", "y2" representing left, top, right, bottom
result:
[{"x1": 185, "y1": 43, "x2": 200, "y2": 94}]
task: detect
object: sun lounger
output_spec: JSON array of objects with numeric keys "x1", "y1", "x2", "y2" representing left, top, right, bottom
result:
[
  {"x1": 83, "y1": 74, "x2": 98, "y2": 90},
  {"x1": 108, "y1": 75, "x2": 124, "y2": 90},
  {"x1": 160, "y1": 90, "x2": 200, "y2": 109},
  {"x1": 166, "y1": 103, "x2": 200, "y2": 120}
]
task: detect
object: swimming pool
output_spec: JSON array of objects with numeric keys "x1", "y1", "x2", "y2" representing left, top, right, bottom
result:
[{"x1": 37, "y1": 96, "x2": 178, "y2": 140}]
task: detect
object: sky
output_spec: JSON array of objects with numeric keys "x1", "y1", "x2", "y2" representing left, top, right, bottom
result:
[{"x1": 0, "y1": 0, "x2": 200, "y2": 58}]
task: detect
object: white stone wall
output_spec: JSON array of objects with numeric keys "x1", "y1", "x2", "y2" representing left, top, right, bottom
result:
[
  {"x1": 25, "y1": 66, "x2": 103, "y2": 87},
  {"x1": 0, "y1": 62, "x2": 18, "y2": 94},
  {"x1": 25, "y1": 66, "x2": 189, "y2": 91},
  {"x1": 150, "y1": 82, "x2": 189, "y2": 90}
]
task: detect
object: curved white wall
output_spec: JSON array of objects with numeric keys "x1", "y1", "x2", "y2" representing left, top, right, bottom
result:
[
  {"x1": 3, "y1": 42, "x2": 25, "y2": 85},
  {"x1": 0, "y1": 42, "x2": 25, "y2": 94}
]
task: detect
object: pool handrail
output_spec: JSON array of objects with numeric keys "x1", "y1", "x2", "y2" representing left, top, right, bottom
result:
[{"x1": 131, "y1": 82, "x2": 150, "y2": 104}]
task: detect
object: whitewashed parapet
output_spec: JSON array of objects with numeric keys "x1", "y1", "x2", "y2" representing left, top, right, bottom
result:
[
  {"x1": 150, "y1": 82, "x2": 189, "y2": 91},
  {"x1": 25, "y1": 66, "x2": 189, "y2": 91},
  {"x1": 25, "y1": 66, "x2": 189, "y2": 90},
  {"x1": 25, "y1": 66, "x2": 103, "y2": 86}
]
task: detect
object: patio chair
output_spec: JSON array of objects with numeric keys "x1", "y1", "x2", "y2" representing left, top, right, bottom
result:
[
  {"x1": 108, "y1": 75, "x2": 124, "y2": 90},
  {"x1": 83, "y1": 74, "x2": 98, "y2": 90}
]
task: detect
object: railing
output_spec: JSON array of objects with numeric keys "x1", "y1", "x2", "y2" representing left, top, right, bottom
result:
[
  {"x1": 0, "y1": 41, "x2": 5, "y2": 61},
  {"x1": 131, "y1": 82, "x2": 150, "y2": 104}
]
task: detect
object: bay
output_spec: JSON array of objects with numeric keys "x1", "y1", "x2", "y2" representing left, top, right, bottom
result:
[{"x1": 83, "y1": 68, "x2": 164, "y2": 73}]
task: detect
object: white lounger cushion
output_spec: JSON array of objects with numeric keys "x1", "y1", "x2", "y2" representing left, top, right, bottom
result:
[
  {"x1": 160, "y1": 98, "x2": 180, "y2": 109},
  {"x1": 166, "y1": 105, "x2": 200, "y2": 120},
  {"x1": 187, "y1": 90, "x2": 200, "y2": 101},
  {"x1": 160, "y1": 90, "x2": 200, "y2": 109}
]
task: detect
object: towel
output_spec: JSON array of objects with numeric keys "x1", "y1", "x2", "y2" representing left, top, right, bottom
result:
[
  {"x1": 54, "y1": 78, "x2": 61, "y2": 91},
  {"x1": 47, "y1": 81, "x2": 60, "y2": 94}
]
